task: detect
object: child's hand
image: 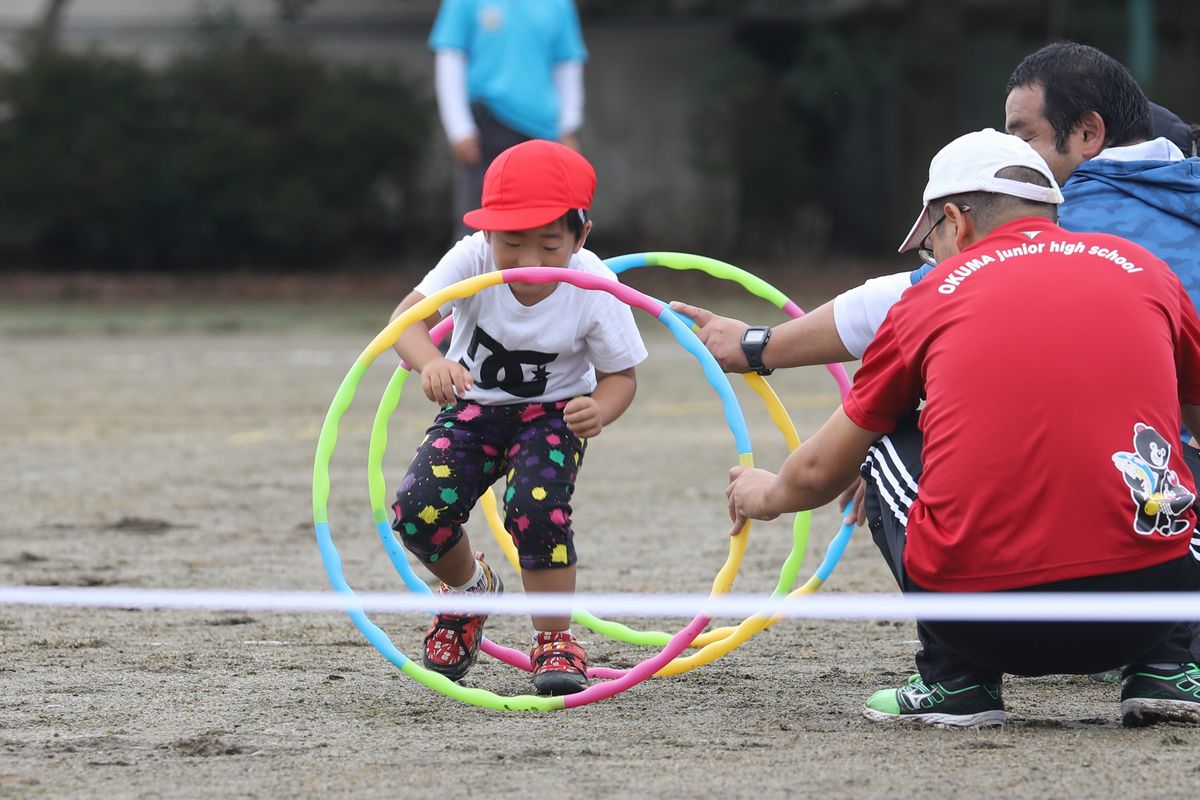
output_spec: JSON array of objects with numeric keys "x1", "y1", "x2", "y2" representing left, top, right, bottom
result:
[
  {"x1": 421, "y1": 357, "x2": 472, "y2": 405},
  {"x1": 564, "y1": 396, "x2": 602, "y2": 438}
]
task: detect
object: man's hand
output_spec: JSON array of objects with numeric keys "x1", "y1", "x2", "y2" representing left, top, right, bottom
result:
[
  {"x1": 450, "y1": 135, "x2": 482, "y2": 166},
  {"x1": 421, "y1": 357, "x2": 472, "y2": 405},
  {"x1": 564, "y1": 396, "x2": 602, "y2": 438},
  {"x1": 725, "y1": 465, "x2": 781, "y2": 536},
  {"x1": 669, "y1": 301, "x2": 752, "y2": 373},
  {"x1": 837, "y1": 476, "x2": 867, "y2": 526}
]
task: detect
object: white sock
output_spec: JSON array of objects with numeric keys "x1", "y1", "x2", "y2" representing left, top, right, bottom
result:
[
  {"x1": 533, "y1": 629, "x2": 573, "y2": 645},
  {"x1": 449, "y1": 561, "x2": 485, "y2": 593}
]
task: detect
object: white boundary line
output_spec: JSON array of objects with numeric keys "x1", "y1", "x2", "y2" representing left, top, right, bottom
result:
[{"x1": 2, "y1": 586, "x2": 1200, "y2": 622}]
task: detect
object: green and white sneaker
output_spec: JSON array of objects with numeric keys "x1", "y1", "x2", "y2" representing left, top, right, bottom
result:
[
  {"x1": 1120, "y1": 662, "x2": 1200, "y2": 727},
  {"x1": 864, "y1": 674, "x2": 1006, "y2": 728}
]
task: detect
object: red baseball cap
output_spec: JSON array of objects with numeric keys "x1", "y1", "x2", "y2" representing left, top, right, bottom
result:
[{"x1": 463, "y1": 140, "x2": 597, "y2": 232}]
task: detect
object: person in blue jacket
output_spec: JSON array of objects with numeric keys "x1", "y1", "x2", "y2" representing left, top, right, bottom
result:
[{"x1": 1002, "y1": 44, "x2": 1200, "y2": 306}]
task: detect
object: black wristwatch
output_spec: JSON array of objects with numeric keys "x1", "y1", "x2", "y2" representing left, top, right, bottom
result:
[{"x1": 740, "y1": 325, "x2": 773, "y2": 375}]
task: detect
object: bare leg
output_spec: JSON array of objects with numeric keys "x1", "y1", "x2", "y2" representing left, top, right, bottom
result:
[
  {"x1": 426, "y1": 536, "x2": 477, "y2": 588},
  {"x1": 521, "y1": 565, "x2": 576, "y2": 631}
]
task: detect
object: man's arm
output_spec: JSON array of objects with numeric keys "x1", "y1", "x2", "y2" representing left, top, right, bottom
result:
[
  {"x1": 669, "y1": 270, "x2": 910, "y2": 372},
  {"x1": 725, "y1": 407, "x2": 882, "y2": 535},
  {"x1": 553, "y1": 60, "x2": 584, "y2": 143},
  {"x1": 433, "y1": 49, "x2": 481, "y2": 165},
  {"x1": 669, "y1": 299, "x2": 852, "y2": 372}
]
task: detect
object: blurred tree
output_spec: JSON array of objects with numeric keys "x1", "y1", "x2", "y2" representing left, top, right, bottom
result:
[
  {"x1": 693, "y1": 12, "x2": 899, "y2": 259},
  {"x1": 0, "y1": 34, "x2": 435, "y2": 270},
  {"x1": 0, "y1": 47, "x2": 169, "y2": 266},
  {"x1": 274, "y1": 0, "x2": 319, "y2": 23},
  {"x1": 158, "y1": 37, "x2": 433, "y2": 267},
  {"x1": 895, "y1": 0, "x2": 964, "y2": 242},
  {"x1": 22, "y1": 0, "x2": 71, "y2": 55}
]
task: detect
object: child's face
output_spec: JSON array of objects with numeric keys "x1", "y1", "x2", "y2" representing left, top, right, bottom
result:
[{"x1": 486, "y1": 218, "x2": 589, "y2": 272}]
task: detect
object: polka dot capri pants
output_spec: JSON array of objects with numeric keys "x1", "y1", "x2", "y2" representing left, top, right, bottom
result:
[{"x1": 391, "y1": 399, "x2": 587, "y2": 570}]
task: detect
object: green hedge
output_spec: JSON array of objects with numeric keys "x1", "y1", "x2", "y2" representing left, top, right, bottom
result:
[{"x1": 0, "y1": 39, "x2": 435, "y2": 270}]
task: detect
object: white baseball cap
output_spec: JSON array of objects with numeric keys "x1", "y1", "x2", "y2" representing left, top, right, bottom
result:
[{"x1": 898, "y1": 128, "x2": 1064, "y2": 253}]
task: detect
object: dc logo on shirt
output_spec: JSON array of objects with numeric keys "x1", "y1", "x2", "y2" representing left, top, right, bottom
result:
[
  {"x1": 460, "y1": 325, "x2": 557, "y2": 398},
  {"x1": 1111, "y1": 423, "x2": 1195, "y2": 538}
]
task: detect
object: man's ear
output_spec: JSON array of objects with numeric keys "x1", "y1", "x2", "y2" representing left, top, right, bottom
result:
[
  {"x1": 1075, "y1": 110, "x2": 1107, "y2": 159},
  {"x1": 949, "y1": 203, "x2": 975, "y2": 252}
]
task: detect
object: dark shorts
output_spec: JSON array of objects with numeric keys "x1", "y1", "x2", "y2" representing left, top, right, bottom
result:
[{"x1": 863, "y1": 412, "x2": 1200, "y2": 683}]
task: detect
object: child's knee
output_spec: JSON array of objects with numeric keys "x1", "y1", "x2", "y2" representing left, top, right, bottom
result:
[
  {"x1": 391, "y1": 495, "x2": 463, "y2": 564},
  {"x1": 504, "y1": 504, "x2": 575, "y2": 569},
  {"x1": 517, "y1": 542, "x2": 576, "y2": 570}
]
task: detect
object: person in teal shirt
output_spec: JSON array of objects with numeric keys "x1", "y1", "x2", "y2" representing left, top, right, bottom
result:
[{"x1": 430, "y1": 0, "x2": 588, "y2": 239}]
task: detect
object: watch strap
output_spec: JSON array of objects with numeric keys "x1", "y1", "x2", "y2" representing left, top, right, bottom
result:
[{"x1": 741, "y1": 325, "x2": 773, "y2": 376}]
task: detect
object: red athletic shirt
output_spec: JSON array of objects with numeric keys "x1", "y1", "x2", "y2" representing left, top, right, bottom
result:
[{"x1": 844, "y1": 217, "x2": 1200, "y2": 591}]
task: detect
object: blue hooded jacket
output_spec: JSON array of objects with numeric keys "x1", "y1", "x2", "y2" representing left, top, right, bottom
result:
[{"x1": 1057, "y1": 157, "x2": 1200, "y2": 307}]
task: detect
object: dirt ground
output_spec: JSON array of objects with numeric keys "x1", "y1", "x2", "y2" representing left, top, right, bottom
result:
[{"x1": 2, "y1": 277, "x2": 1199, "y2": 799}]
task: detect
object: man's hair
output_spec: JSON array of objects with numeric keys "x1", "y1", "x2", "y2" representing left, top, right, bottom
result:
[
  {"x1": 1006, "y1": 42, "x2": 1152, "y2": 152},
  {"x1": 933, "y1": 166, "x2": 1058, "y2": 233}
]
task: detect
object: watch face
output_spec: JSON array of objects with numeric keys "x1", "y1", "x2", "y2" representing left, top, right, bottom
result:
[{"x1": 744, "y1": 329, "x2": 767, "y2": 345}]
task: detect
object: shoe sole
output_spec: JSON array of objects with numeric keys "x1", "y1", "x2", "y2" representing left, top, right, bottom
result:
[
  {"x1": 422, "y1": 633, "x2": 483, "y2": 683},
  {"x1": 1120, "y1": 698, "x2": 1200, "y2": 727},
  {"x1": 863, "y1": 707, "x2": 1007, "y2": 728},
  {"x1": 533, "y1": 673, "x2": 589, "y2": 696}
]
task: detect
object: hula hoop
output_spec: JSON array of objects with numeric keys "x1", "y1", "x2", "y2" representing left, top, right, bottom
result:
[
  {"x1": 488, "y1": 253, "x2": 854, "y2": 664},
  {"x1": 593, "y1": 253, "x2": 855, "y2": 670},
  {"x1": 371, "y1": 252, "x2": 855, "y2": 679},
  {"x1": 605, "y1": 252, "x2": 851, "y2": 397},
  {"x1": 315, "y1": 267, "x2": 756, "y2": 710}
]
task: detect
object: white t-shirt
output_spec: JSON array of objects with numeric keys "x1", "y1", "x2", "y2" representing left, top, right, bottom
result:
[
  {"x1": 414, "y1": 232, "x2": 648, "y2": 405},
  {"x1": 833, "y1": 272, "x2": 911, "y2": 359}
]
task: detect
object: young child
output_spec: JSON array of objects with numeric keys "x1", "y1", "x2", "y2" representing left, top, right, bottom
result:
[{"x1": 389, "y1": 140, "x2": 647, "y2": 695}]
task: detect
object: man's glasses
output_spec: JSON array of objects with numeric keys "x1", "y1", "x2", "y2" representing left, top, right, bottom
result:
[{"x1": 917, "y1": 203, "x2": 971, "y2": 267}]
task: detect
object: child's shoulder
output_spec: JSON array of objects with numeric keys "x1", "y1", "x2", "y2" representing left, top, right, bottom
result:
[
  {"x1": 435, "y1": 231, "x2": 491, "y2": 271},
  {"x1": 447, "y1": 230, "x2": 489, "y2": 259}
]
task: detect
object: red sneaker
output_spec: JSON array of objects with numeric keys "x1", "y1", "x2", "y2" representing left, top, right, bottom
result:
[
  {"x1": 422, "y1": 557, "x2": 502, "y2": 682},
  {"x1": 530, "y1": 631, "x2": 589, "y2": 696}
]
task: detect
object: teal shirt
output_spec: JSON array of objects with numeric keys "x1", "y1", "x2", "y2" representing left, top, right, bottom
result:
[{"x1": 430, "y1": 0, "x2": 588, "y2": 141}]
